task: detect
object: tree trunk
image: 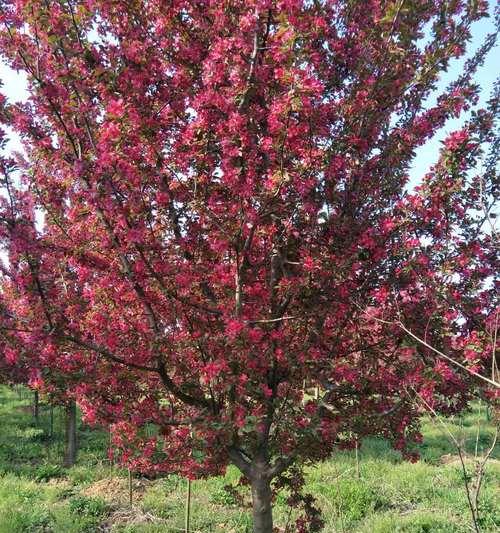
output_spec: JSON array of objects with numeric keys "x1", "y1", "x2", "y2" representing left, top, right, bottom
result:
[
  {"x1": 32, "y1": 390, "x2": 39, "y2": 422},
  {"x1": 228, "y1": 447, "x2": 281, "y2": 533},
  {"x1": 250, "y1": 462, "x2": 273, "y2": 533},
  {"x1": 63, "y1": 401, "x2": 77, "y2": 467}
]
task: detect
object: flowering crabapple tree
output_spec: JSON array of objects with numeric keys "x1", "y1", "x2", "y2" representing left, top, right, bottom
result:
[
  {"x1": 0, "y1": 1, "x2": 499, "y2": 531},
  {"x1": 0, "y1": 129, "x2": 81, "y2": 463},
  {"x1": 1, "y1": 221, "x2": 90, "y2": 466}
]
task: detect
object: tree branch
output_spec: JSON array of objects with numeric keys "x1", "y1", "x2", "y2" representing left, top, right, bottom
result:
[{"x1": 228, "y1": 446, "x2": 252, "y2": 477}]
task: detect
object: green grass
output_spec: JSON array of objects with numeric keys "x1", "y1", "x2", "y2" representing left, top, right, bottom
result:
[{"x1": 0, "y1": 385, "x2": 498, "y2": 532}]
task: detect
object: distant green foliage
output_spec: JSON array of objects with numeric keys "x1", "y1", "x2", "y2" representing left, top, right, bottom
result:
[
  {"x1": 17, "y1": 427, "x2": 46, "y2": 442},
  {"x1": 362, "y1": 510, "x2": 463, "y2": 532},
  {"x1": 0, "y1": 505, "x2": 52, "y2": 533},
  {"x1": 33, "y1": 464, "x2": 64, "y2": 482},
  {"x1": 0, "y1": 474, "x2": 59, "y2": 533},
  {"x1": 209, "y1": 484, "x2": 241, "y2": 506},
  {"x1": 324, "y1": 479, "x2": 387, "y2": 523},
  {"x1": 68, "y1": 495, "x2": 108, "y2": 518}
]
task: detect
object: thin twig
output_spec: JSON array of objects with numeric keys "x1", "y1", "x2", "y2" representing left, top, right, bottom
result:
[{"x1": 399, "y1": 323, "x2": 500, "y2": 389}]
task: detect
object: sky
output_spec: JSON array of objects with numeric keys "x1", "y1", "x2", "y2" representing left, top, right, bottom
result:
[
  {"x1": 409, "y1": 5, "x2": 499, "y2": 185},
  {"x1": 0, "y1": 6, "x2": 498, "y2": 187}
]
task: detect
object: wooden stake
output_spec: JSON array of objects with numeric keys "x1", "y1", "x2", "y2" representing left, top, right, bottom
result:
[
  {"x1": 128, "y1": 468, "x2": 133, "y2": 507},
  {"x1": 355, "y1": 440, "x2": 360, "y2": 479},
  {"x1": 185, "y1": 424, "x2": 193, "y2": 533},
  {"x1": 33, "y1": 391, "x2": 39, "y2": 422},
  {"x1": 185, "y1": 477, "x2": 191, "y2": 533},
  {"x1": 474, "y1": 401, "x2": 481, "y2": 459}
]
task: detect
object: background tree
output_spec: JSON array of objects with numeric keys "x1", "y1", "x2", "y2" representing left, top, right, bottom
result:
[
  {"x1": 0, "y1": 1, "x2": 498, "y2": 532},
  {"x1": 0, "y1": 130, "x2": 81, "y2": 463}
]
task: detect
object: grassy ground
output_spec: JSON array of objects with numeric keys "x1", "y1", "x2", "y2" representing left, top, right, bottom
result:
[{"x1": 0, "y1": 385, "x2": 498, "y2": 533}]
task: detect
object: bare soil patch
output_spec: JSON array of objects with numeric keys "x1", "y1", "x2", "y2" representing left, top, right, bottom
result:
[
  {"x1": 81, "y1": 476, "x2": 154, "y2": 505},
  {"x1": 440, "y1": 453, "x2": 500, "y2": 466}
]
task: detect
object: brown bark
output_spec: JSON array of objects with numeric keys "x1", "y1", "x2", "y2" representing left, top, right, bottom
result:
[
  {"x1": 250, "y1": 463, "x2": 273, "y2": 533},
  {"x1": 32, "y1": 390, "x2": 39, "y2": 422},
  {"x1": 229, "y1": 448, "x2": 275, "y2": 533},
  {"x1": 63, "y1": 400, "x2": 77, "y2": 467}
]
